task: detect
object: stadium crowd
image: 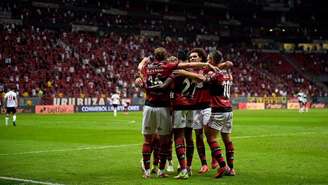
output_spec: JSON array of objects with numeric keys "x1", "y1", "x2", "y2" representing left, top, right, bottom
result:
[{"x1": 1, "y1": 25, "x2": 327, "y2": 104}]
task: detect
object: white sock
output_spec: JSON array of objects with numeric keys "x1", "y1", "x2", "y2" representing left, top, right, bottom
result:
[
  {"x1": 114, "y1": 109, "x2": 117, "y2": 116},
  {"x1": 144, "y1": 169, "x2": 150, "y2": 175},
  {"x1": 5, "y1": 117, "x2": 9, "y2": 126},
  {"x1": 13, "y1": 115, "x2": 16, "y2": 122}
]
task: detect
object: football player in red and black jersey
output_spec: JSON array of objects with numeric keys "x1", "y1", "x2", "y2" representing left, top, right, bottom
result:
[
  {"x1": 187, "y1": 48, "x2": 212, "y2": 174},
  {"x1": 205, "y1": 50, "x2": 235, "y2": 178},
  {"x1": 139, "y1": 47, "x2": 177, "y2": 178}
]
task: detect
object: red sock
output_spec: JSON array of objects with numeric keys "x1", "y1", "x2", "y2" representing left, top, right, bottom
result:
[
  {"x1": 159, "y1": 142, "x2": 169, "y2": 170},
  {"x1": 175, "y1": 137, "x2": 186, "y2": 170},
  {"x1": 185, "y1": 128, "x2": 194, "y2": 167},
  {"x1": 168, "y1": 138, "x2": 173, "y2": 161},
  {"x1": 226, "y1": 142, "x2": 234, "y2": 169},
  {"x1": 196, "y1": 134, "x2": 207, "y2": 165},
  {"x1": 152, "y1": 138, "x2": 160, "y2": 166},
  {"x1": 208, "y1": 141, "x2": 226, "y2": 168},
  {"x1": 186, "y1": 144, "x2": 194, "y2": 167},
  {"x1": 142, "y1": 143, "x2": 152, "y2": 170}
]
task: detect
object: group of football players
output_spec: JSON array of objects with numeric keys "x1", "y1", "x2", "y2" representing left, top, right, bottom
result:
[{"x1": 136, "y1": 47, "x2": 235, "y2": 179}]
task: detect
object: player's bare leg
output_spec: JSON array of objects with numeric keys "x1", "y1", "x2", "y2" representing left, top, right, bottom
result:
[
  {"x1": 13, "y1": 113, "x2": 16, "y2": 126},
  {"x1": 5, "y1": 113, "x2": 9, "y2": 127}
]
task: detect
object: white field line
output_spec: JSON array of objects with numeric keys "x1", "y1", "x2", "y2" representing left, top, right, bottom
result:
[
  {"x1": 233, "y1": 131, "x2": 320, "y2": 139},
  {"x1": 0, "y1": 144, "x2": 139, "y2": 156},
  {"x1": 0, "y1": 176, "x2": 64, "y2": 185},
  {"x1": 0, "y1": 132, "x2": 324, "y2": 156}
]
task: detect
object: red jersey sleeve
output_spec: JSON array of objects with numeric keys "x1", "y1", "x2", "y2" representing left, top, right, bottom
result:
[
  {"x1": 164, "y1": 61, "x2": 179, "y2": 71},
  {"x1": 207, "y1": 71, "x2": 224, "y2": 84}
]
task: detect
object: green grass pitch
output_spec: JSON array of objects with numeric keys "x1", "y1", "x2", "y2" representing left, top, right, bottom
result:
[{"x1": 0, "y1": 109, "x2": 327, "y2": 185}]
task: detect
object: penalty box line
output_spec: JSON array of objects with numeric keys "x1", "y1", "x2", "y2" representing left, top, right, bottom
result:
[{"x1": 0, "y1": 132, "x2": 322, "y2": 156}]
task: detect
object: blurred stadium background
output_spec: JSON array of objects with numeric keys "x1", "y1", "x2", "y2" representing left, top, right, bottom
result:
[{"x1": 0, "y1": 0, "x2": 328, "y2": 185}]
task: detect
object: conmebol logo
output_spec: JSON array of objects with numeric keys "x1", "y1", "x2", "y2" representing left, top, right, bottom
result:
[{"x1": 81, "y1": 106, "x2": 108, "y2": 112}]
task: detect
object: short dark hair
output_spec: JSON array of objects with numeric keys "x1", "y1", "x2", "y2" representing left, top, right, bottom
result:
[
  {"x1": 154, "y1": 47, "x2": 168, "y2": 61},
  {"x1": 209, "y1": 50, "x2": 223, "y2": 64},
  {"x1": 177, "y1": 48, "x2": 189, "y2": 61},
  {"x1": 190, "y1": 48, "x2": 207, "y2": 63}
]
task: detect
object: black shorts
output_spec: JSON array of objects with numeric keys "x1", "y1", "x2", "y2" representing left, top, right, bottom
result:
[
  {"x1": 6, "y1": 107, "x2": 16, "y2": 114},
  {"x1": 124, "y1": 103, "x2": 130, "y2": 108},
  {"x1": 113, "y1": 104, "x2": 118, "y2": 108}
]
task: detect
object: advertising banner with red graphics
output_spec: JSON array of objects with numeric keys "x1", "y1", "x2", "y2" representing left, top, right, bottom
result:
[
  {"x1": 238, "y1": 103, "x2": 247, "y2": 110},
  {"x1": 246, "y1": 103, "x2": 265, "y2": 110},
  {"x1": 238, "y1": 103, "x2": 265, "y2": 110},
  {"x1": 311, "y1": 103, "x2": 326, "y2": 109},
  {"x1": 287, "y1": 102, "x2": 300, "y2": 109},
  {"x1": 287, "y1": 97, "x2": 299, "y2": 103},
  {"x1": 35, "y1": 105, "x2": 74, "y2": 114}
]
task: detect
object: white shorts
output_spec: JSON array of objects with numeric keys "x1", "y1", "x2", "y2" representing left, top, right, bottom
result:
[
  {"x1": 193, "y1": 107, "x2": 211, "y2": 129},
  {"x1": 142, "y1": 106, "x2": 172, "y2": 136},
  {"x1": 173, "y1": 110, "x2": 193, "y2": 129},
  {"x1": 208, "y1": 112, "x2": 233, "y2": 133}
]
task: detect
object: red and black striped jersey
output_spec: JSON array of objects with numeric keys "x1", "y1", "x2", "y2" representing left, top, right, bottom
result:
[
  {"x1": 172, "y1": 68, "x2": 210, "y2": 110},
  {"x1": 207, "y1": 70, "x2": 233, "y2": 112},
  {"x1": 172, "y1": 76, "x2": 196, "y2": 110},
  {"x1": 141, "y1": 60, "x2": 178, "y2": 107},
  {"x1": 191, "y1": 68, "x2": 210, "y2": 109}
]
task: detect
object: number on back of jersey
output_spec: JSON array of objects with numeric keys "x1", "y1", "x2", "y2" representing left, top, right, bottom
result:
[
  {"x1": 181, "y1": 78, "x2": 197, "y2": 98},
  {"x1": 147, "y1": 75, "x2": 164, "y2": 87},
  {"x1": 222, "y1": 81, "x2": 232, "y2": 99}
]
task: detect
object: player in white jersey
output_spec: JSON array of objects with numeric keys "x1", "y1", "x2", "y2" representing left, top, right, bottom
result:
[
  {"x1": 111, "y1": 92, "x2": 120, "y2": 117},
  {"x1": 122, "y1": 100, "x2": 130, "y2": 115},
  {"x1": 297, "y1": 91, "x2": 308, "y2": 112},
  {"x1": 4, "y1": 88, "x2": 18, "y2": 126}
]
